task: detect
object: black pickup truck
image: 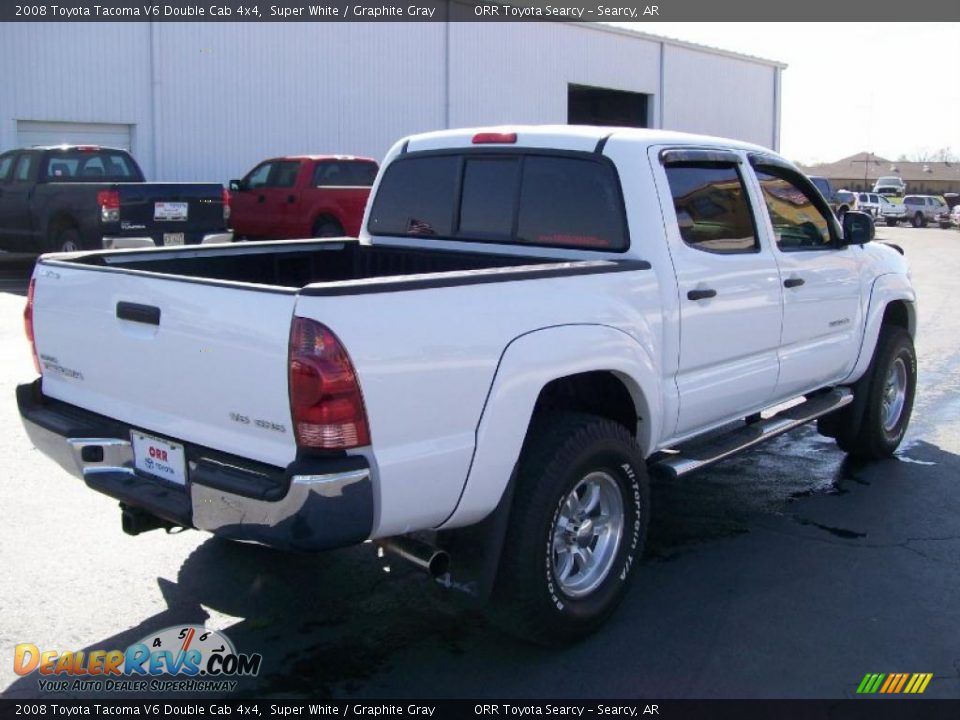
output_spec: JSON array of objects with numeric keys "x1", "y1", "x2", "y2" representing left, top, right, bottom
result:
[{"x1": 0, "y1": 146, "x2": 231, "y2": 253}]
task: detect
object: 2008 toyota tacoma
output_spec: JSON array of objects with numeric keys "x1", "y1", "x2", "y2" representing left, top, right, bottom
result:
[{"x1": 18, "y1": 126, "x2": 917, "y2": 644}]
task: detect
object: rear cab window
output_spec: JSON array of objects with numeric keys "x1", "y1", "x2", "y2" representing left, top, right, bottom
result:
[
  {"x1": 367, "y1": 151, "x2": 628, "y2": 251},
  {"x1": 42, "y1": 150, "x2": 140, "y2": 182},
  {"x1": 313, "y1": 160, "x2": 378, "y2": 187}
]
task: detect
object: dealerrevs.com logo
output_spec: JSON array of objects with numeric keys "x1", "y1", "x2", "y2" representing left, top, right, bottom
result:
[{"x1": 14, "y1": 625, "x2": 262, "y2": 693}]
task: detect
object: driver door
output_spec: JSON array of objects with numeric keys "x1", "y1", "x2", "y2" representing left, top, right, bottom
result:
[{"x1": 749, "y1": 160, "x2": 864, "y2": 400}]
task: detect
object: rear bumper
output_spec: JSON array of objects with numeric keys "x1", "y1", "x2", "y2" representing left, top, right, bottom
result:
[
  {"x1": 102, "y1": 232, "x2": 233, "y2": 249},
  {"x1": 16, "y1": 380, "x2": 373, "y2": 551}
]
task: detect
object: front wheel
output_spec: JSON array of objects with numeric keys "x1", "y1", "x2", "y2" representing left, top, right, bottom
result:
[
  {"x1": 835, "y1": 326, "x2": 916, "y2": 459},
  {"x1": 491, "y1": 412, "x2": 649, "y2": 645}
]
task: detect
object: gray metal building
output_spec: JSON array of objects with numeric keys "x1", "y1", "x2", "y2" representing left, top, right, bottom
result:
[{"x1": 0, "y1": 22, "x2": 785, "y2": 182}]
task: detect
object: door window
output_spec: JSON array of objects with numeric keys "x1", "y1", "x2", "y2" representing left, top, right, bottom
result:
[
  {"x1": 754, "y1": 168, "x2": 835, "y2": 251},
  {"x1": 14, "y1": 154, "x2": 35, "y2": 183},
  {"x1": 664, "y1": 163, "x2": 759, "y2": 254},
  {"x1": 244, "y1": 162, "x2": 274, "y2": 190},
  {"x1": 0, "y1": 154, "x2": 14, "y2": 182},
  {"x1": 313, "y1": 161, "x2": 378, "y2": 187},
  {"x1": 271, "y1": 161, "x2": 301, "y2": 188}
]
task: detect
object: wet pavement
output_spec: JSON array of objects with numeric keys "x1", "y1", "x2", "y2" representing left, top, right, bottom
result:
[{"x1": 1, "y1": 227, "x2": 958, "y2": 699}]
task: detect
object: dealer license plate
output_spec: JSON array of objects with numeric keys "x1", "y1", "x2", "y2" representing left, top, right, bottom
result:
[
  {"x1": 154, "y1": 201, "x2": 188, "y2": 221},
  {"x1": 163, "y1": 233, "x2": 185, "y2": 246},
  {"x1": 131, "y1": 431, "x2": 187, "y2": 486}
]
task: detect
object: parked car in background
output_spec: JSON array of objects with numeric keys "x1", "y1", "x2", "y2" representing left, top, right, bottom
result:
[
  {"x1": 808, "y1": 175, "x2": 838, "y2": 211},
  {"x1": 879, "y1": 195, "x2": 908, "y2": 226},
  {"x1": 0, "y1": 146, "x2": 230, "y2": 253},
  {"x1": 19, "y1": 126, "x2": 916, "y2": 644},
  {"x1": 856, "y1": 192, "x2": 882, "y2": 217},
  {"x1": 903, "y1": 194, "x2": 949, "y2": 228},
  {"x1": 229, "y1": 155, "x2": 378, "y2": 239},
  {"x1": 873, "y1": 176, "x2": 907, "y2": 198},
  {"x1": 948, "y1": 204, "x2": 960, "y2": 229},
  {"x1": 833, "y1": 189, "x2": 858, "y2": 217}
]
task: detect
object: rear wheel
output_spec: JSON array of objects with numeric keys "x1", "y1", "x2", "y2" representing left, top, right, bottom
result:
[
  {"x1": 491, "y1": 412, "x2": 648, "y2": 645},
  {"x1": 911, "y1": 212, "x2": 925, "y2": 228},
  {"x1": 312, "y1": 218, "x2": 344, "y2": 238},
  {"x1": 885, "y1": 218, "x2": 898, "y2": 227},
  {"x1": 50, "y1": 227, "x2": 81, "y2": 253},
  {"x1": 832, "y1": 326, "x2": 916, "y2": 459}
]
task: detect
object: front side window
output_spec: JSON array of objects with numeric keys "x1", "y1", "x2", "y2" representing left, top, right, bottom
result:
[
  {"x1": 664, "y1": 163, "x2": 758, "y2": 254},
  {"x1": 244, "y1": 162, "x2": 274, "y2": 190},
  {"x1": 367, "y1": 152, "x2": 628, "y2": 251},
  {"x1": 0, "y1": 153, "x2": 15, "y2": 182},
  {"x1": 755, "y1": 168, "x2": 834, "y2": 251}
]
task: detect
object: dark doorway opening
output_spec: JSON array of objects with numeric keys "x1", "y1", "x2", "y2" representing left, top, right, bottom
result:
[{"x1": 567, "y1": 84, "x2": 650, "y2": 128}]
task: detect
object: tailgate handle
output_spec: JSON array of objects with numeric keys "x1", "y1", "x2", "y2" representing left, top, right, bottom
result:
[{"x1": 117, "y1": 301, "x2": 161, "y2": 326}]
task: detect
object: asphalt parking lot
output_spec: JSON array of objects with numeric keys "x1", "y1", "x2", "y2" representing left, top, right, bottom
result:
[{"x1": 1, "y1": 226, "x2": 959, "y2": 700}]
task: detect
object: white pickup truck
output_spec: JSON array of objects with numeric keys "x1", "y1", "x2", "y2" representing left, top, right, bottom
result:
[{"x1": 18, "y1": 126, "x2": 917, "y2": 644}]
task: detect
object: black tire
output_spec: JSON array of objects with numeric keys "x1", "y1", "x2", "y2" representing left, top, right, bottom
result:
[
  {"x1": 313, "y1": 218, "x2": 344, "y2": 238},
  {"x1": 490, "y1": 412, "x2": 649, "y2": 645},
  {"x1": 834, "y1": 326, "x2": 916, "y2": 459},
  {"x1": 911, "y1": 212, "x2": 924, "y2": 228},
  {"x1": 51, "y1": 227, "x2": 82, "y2": 253},
  {"x1": 939, "y1": 222, "x2": 951, "y2": 230},
  {"x1": 885, "y1": 218, "x2": 898, "y2": 227}
]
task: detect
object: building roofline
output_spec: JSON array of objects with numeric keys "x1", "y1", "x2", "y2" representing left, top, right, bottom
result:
[{"x1": 576, "y1": 22, "x2": 789, "y2": 70}]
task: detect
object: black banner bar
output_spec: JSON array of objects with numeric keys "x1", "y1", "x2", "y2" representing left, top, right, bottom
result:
[
  {"x1": 2, "y1": 700, "x2": 960, "y2": 720},
  {"x1": 1, "y1": 0, "x2": 958, "y2": 21}
]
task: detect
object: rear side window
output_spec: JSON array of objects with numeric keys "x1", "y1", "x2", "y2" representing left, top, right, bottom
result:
[
  {"x1": 664, "y1": 163, "x2": 758, "y2": 254},
  {"x1": 44, "y1": 151, "x2": 137, "y2": 181},
  {"x1": 313, "y1": 161, "x2": 378, "y2": 187},
  {"x1": 368, "y1": 152, "x2": 628, "y2": 251}
]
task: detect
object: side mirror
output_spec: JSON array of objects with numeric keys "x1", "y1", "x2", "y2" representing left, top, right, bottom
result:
[
  {"x1": 229, "y1": 179, "x2": 243, "y2": 192},
  {"x1": 842, "y1": 210, "x2": 875, "y2": 245}
]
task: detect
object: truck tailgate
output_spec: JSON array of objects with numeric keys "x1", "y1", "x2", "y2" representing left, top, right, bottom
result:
[
  {"x1": 31, "y1": 263, "x2": 298, "y2": 468},
  {"x1": 118, "y1": 183, "x2": 226, "y2": 239}
]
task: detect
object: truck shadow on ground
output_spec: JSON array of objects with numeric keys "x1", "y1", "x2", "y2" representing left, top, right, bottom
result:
[{"x1": 3, "y1": 434, "x2": 956, "y2": 699}]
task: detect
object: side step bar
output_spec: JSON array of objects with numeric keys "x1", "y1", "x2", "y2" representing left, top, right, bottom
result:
[{"x1": 651, "y1": 388, "x2": 853, "y2": 479}]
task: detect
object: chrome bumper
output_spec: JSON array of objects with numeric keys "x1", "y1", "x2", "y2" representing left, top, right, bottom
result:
[{"x1": 17, "y1": 382, "x2": 373, "y2": 551}]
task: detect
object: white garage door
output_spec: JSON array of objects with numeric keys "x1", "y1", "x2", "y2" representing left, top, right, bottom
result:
[{"x1": 16, "y1": 120, "x2": 132, "y2": 151}]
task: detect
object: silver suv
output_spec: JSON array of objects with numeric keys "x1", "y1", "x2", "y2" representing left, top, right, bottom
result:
[{"x1": 903, "y1": 194, "x2": 949, "y2": 228}]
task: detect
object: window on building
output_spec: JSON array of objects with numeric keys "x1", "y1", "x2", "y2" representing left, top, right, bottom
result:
[{"x1": 568, "y1": 84, "x2": 649, "y2": 128}]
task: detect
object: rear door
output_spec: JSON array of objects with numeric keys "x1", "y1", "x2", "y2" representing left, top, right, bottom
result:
[
  {"x1": 748, "y1": 157, "x2": 863, "y2": 399},
  {"x1": 655, "y1": 148, "x2": 783, "y2": 436},
  {"x1": 308, "y1": 160, "x2": 378, "y2": 236},
  {"x1": 32, "y1": 264, "x2": 299, "y2": 467}
]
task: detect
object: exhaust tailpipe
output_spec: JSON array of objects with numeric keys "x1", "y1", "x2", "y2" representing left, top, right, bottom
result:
[
  {"x1": 378, "y1": 537, "x2": 450, "y2": 577},
  {"x1": 121, "y1": 505, "x2": 175, "y2": 536}
]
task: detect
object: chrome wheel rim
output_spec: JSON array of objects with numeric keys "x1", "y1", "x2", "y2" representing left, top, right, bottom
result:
[
  {"x1": 551, "y1": 471, "x2": 625, "y2": 598},
  {"x1": 60, "y1": 239, "x2": 78, "y2": 252},
  {"x1": 881, "y1": 357, "x2": 908, "y2": 432}
]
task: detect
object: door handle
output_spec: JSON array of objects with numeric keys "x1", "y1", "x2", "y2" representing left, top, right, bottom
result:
[
  {"x1": 687, "y1": 288, "x2": 717, "y2": 301},
  {"x1": 257, "y1": 195, "x2": 265, "y2": 203},
  {"x1": 117, "y1": 301, "x2": 161, "y2": 326},
  {"x1": 784, "y1": 277, "x2": 805, "y2": 288},
  {"x1": 287, "y1": 195, "x2": 296, "y2": 203}
]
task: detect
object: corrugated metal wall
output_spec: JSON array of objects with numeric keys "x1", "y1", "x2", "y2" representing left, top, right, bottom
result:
[
  {"x1": 0, "y1": 22, "x2": 781, "y2": 183},
  {"x1": 661, "y1": 44, "x2": 777, "y2": 147}
]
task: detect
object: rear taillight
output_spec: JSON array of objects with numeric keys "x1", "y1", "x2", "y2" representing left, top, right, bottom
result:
[
  {"x1": 24, "y1": 278, "x2": 41, "y2": 375},
  {"x1": 222, "y1": 188, "x2": 231, "y2": 223},
  {"x1": 289, "y1": 317, "x2": 370, "y2": 450},
  {"x1": 97, "y1": 190, "x2": 120, "y2": 223}
]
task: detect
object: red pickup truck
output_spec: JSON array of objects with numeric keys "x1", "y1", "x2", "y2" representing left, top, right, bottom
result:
[{"x1": 229, "y1": 155, "x2": 378, "y2": 239}]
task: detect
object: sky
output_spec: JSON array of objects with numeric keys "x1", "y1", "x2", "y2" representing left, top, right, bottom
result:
[{"x1": 618, "y1": 22, "x2": 960, "y2": 166}]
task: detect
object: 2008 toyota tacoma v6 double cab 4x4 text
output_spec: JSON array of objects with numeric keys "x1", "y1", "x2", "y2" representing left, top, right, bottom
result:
[{"x1": 18, "y1": 126, "x2": 917, "y2": 644}]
